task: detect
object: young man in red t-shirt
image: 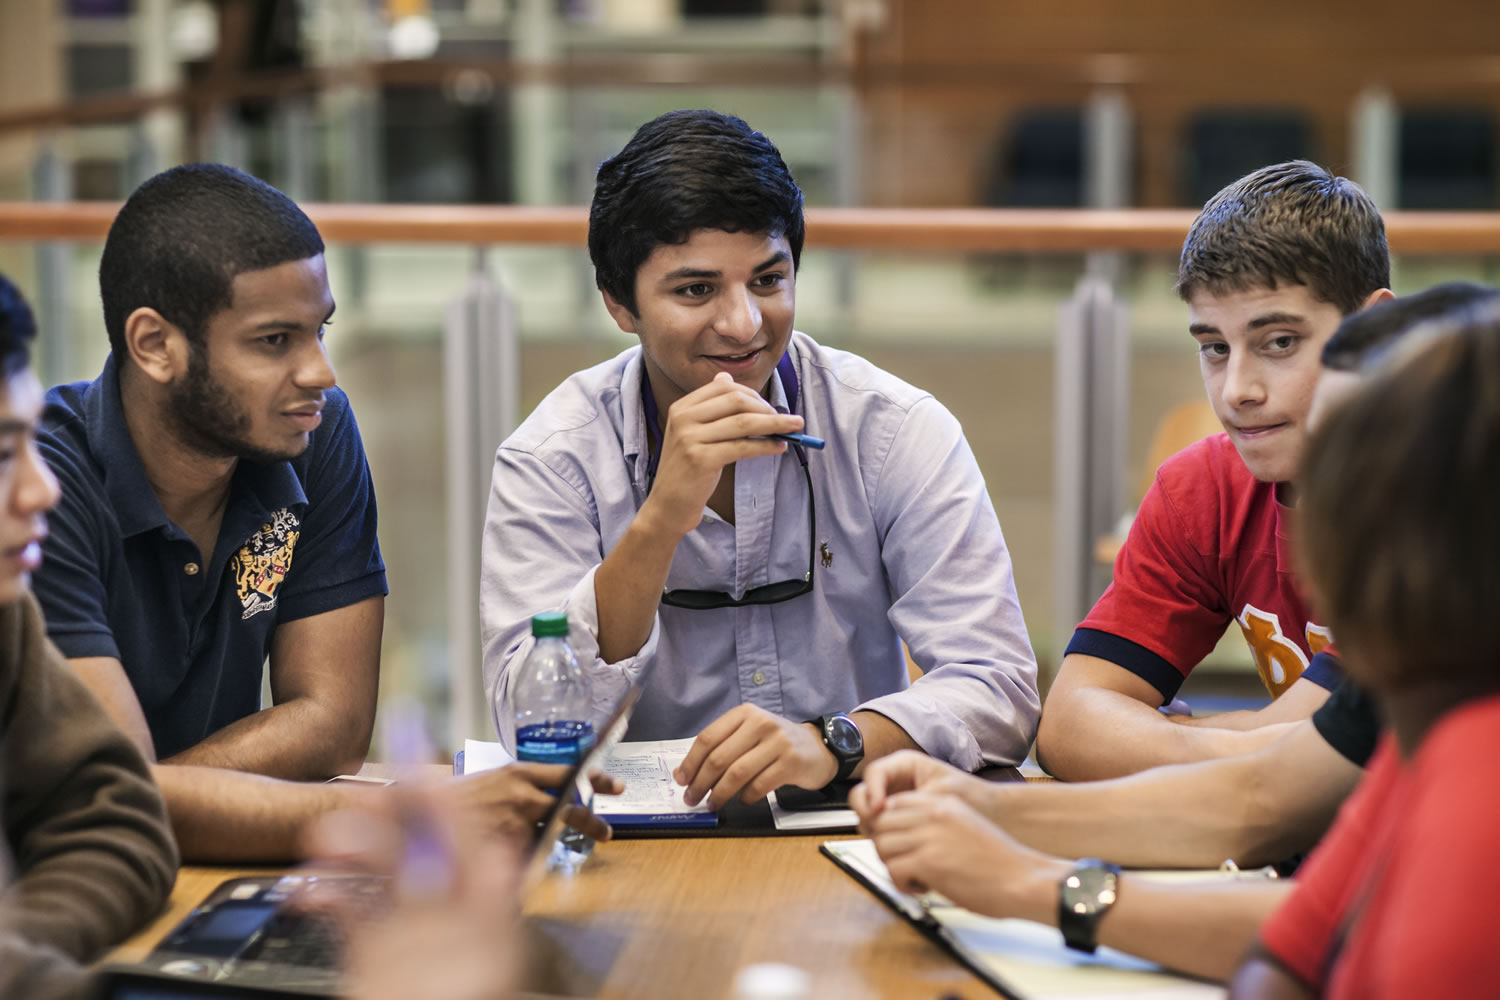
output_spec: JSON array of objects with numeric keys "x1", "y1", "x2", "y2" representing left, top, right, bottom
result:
[
  {"x1": 1231, "y1": 301, "x2": 1500, "y2": 1000},
  {"x1": 1037, "y1": 161, "x2": 1394, "y2": 781}
]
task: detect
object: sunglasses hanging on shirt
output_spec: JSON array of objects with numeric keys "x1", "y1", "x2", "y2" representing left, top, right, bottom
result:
[{"x1": 640, "y1": 354, "x2": 816, "y2": 610}]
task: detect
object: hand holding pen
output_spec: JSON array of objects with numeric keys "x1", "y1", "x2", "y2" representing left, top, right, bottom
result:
[{"x1": 643, "y1": 371, "x2": 820, "y2": 539}]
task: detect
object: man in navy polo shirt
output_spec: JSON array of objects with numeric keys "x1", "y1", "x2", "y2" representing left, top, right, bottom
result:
[{"x1": 34, "y1": 164, "x2": 618, "y2": 861}]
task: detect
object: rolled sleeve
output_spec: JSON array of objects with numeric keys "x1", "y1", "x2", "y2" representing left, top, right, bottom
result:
[
  {"x1": 863, "y1": 398, "x2": 1041, "y2": 768},
  {"x1": 480, "y1": 448, "x2": 659, "y2": 749}
]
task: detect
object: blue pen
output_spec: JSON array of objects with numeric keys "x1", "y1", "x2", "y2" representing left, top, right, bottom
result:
[{"x1": 767, "y1": 432, "x2": 825, "y2": 450}]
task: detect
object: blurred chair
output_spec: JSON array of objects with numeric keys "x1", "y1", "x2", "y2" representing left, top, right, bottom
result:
[
  {"x1": 1094, "y1": 398, "x2": 1221, "y2": 566},
  {"x1": 977, "y1": 108, "x2": 1087, "y2": 287},
  {"x1": 1399, "y1": 108, "x2": 1498, "y2": 209},
  {"x1": 985, "y1": 108, "x2": 1086, "y2": 208},
  {"x1": 1182, "y1": 111, "x2": 1312, "y2": 208}
]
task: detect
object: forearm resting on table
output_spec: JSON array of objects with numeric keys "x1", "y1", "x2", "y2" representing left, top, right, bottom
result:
[
  {"x1": 153, "y1": 763, "x2": 367, "y2": 863},
  {"x1": 1006, "y1": 861, "x2": 1292, "y2": 983},
  {"x1": 67, "y1": 653, "x2": 370, "y2": 779},
  {"x1": 1038, "y1": 671, "x2": 1292, "y2": 781},
  {"x1": 592, "y1": 510, "x2": 679, "y2": 664},
  {"x1": 166, "y1": 695, "x2": 370, "y2": 780},
  {"x1": 979, "y1": 721, "x2": 1346, "y2": 868},
  {"x1": 1102, "y1": 877, "x2": 1293, "y2": 982},
  {"x1": 1175, "y1": 677, "x2": 1332, "y2": 732}
]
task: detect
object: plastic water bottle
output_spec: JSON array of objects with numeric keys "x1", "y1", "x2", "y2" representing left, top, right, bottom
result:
[{"x1": 512, "y1": 611, "x2": 595, "y2": 868}]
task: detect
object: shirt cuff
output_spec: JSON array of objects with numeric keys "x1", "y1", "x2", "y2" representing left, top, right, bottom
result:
[
  {"x1": 853, "y1": 690, "x2": 988, "y2": 771},
  {"x1": 494, "y1": 566, "x2": 662, "y2": 749},
  {"x1": 1065, "y1": 627, "x2": 1186, "y2": 702}
]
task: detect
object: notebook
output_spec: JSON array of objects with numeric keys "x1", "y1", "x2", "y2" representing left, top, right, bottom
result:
[
  {"x1": 822, "y1": 839, "x2": 1259, "y2": 999},
  {"x1": 461, "y1": 736, "x2": 858, "y2": 834}
]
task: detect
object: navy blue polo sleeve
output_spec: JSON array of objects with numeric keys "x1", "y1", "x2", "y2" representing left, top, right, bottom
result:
[
  {"x1": 1065, "y1": 627, "x2": 1186, "y2": 702},
  {"x1": 1311, "y1": 677, "x2": 1379, "y2": 767},
  {"x1": 33, "y1": 426, "x2": 122, "y2": 661},
  {"x1": 274, "y1": 389, "x2": 388, "y2": 623},
  {"x1": 1301, "y1": 651, "x2": 1342, "y2": 691}
]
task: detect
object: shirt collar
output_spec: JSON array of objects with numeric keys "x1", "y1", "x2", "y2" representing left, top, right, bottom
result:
[
  {"x1": 82, "y1": 355, "x2": 308, "y2": 540},
  {"x1": 619, "y1": 351, "x2": 651, "y2": 490}
]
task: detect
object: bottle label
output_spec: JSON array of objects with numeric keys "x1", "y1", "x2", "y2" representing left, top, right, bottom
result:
[{"x1": 515, "y1": 720, "x2": 596, "y2": 765}]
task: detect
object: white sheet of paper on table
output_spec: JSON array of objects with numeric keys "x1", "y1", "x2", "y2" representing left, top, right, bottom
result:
[{"x1": 461, "y1": 737, "x2": 516, "y2": 773}]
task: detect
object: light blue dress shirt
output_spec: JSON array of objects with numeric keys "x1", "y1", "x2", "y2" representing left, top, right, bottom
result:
[{"x1": 480, "y1": 332, "x2": 1040, "y2": 769}]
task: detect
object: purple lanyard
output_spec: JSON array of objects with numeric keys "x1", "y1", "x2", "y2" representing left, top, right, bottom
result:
[{"x1": 641, "y1": 353, "x2": 800, "y2": 481}]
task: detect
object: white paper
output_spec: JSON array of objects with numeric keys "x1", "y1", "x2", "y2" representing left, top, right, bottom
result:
[
  {"x1": 461, "y1": 738, "x2": 516, "y2": 773},
  {"x1": 594, "y1": 737, "x2": 712, "y2": 818},
  {"x1": 767, "y1": 791, "x2": 860, "y2": 832}
]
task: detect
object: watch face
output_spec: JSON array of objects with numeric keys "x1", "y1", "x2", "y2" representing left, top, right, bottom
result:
[
  {"x1": 1061, "y1": 867, "x2": 1118, "y2": 916},
  {"x1": 825, "y1": 715, "x2": 862, "y2": 755}
]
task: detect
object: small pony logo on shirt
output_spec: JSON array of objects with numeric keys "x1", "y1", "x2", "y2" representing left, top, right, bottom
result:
[
  {"x1": 820, "y1": 541, "x2": 833, "y2": 569},
  {"x1": 231, "y1": 509, "x2": 301, "y2": 620}
]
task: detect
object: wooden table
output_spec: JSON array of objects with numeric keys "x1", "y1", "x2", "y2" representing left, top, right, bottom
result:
[
  {"x1": 519, "y1": 834, "x2": 991, "y2": 999},
  {"x1": 115, "y1": 834, "x2": 994, "y2": 999}
]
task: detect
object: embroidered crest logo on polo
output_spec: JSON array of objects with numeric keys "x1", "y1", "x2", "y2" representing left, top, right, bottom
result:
[{"x1": 231, "y1": 508, "x2": 301, "y2": 620}]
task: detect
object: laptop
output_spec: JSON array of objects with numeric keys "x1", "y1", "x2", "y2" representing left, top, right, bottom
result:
[{"x1": 97, "y1": 670, "x2": 653, "y2": 999}]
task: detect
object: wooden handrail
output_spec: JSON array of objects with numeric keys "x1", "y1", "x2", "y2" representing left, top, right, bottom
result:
[
  {"x1": 6, "y1": 50, "x2": 1500, "y2": 138},
  {"x1": 4, "y1": 202, "x2": 1500, "y2": 254}
]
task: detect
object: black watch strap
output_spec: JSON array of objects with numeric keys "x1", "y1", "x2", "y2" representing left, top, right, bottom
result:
[{"x1": 1058, "y1": 859, "x2": 1121, "y2": 953}]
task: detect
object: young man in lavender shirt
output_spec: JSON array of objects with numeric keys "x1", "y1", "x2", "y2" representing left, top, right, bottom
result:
[{"x1": 481, "y1": 109, "x2": 1039, "y2": 807}]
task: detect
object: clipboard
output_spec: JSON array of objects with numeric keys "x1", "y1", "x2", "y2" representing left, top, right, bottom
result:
[
  {"x1": 455, "y1": 740, "x2": 858, "y2": 838},
  {"x1": 821, "y1": 839, "x2": 1234, "y2": 999}
]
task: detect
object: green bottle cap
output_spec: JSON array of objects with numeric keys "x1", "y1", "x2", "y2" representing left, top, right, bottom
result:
[{"x1": 531, "y1": 611, "x2": 569, "y2": 637}]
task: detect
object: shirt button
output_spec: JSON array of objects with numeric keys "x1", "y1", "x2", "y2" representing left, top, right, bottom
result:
[
  {"x1": 184, "y1": 562, "x2": 200, "y2": 576},
  {"x1": 752, "y1": 671, "x2": 766, "y2": 686}
]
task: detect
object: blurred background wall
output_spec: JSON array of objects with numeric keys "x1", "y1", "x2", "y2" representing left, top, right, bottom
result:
[{"x1": 2, "y1": 0, "x2": 1498, "y2": 750}]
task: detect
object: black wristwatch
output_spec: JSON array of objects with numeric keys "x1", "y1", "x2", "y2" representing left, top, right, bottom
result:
[
  {"x1": 1058, "y1": 858, "x2": 1121, "y2": 953},
  {"x1": 811, "y1": 713, "x2": 864, "y2": 782}
]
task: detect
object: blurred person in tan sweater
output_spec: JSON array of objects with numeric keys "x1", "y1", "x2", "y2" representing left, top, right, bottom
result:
[{"x1": 0, "y1": 272, "x2": 178, "y2": 999}]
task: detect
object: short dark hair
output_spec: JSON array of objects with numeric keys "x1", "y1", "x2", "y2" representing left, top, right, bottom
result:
[
  {"x1": 99, "y1": 163, "x2": 324, "y2": 362},
  {"x1": 1299, "y1": 309, "x2": 1500, "y2": 690},
  {"x1": 588, "y1": 109, "x2": 805, "y2": 316},
  {"x1": 0, "y1": 272, "x2": 37, "y2": 377},
  {"x1": 1177, "y1": 160, "x2": 1390, "y2": 316},
  {"x1": 1321, "y1": 280, "x2": 1500, "y2": 372}
]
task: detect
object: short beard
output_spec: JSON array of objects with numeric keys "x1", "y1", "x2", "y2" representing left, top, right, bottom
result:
[{"x1": 166, "y1": 342, "x2": 302, "y2": 464}]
